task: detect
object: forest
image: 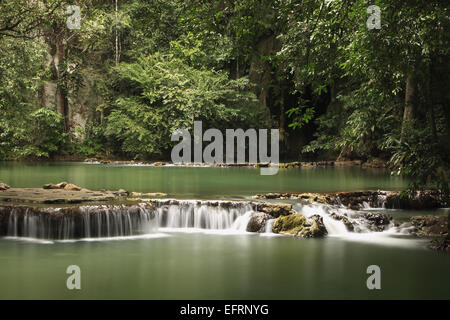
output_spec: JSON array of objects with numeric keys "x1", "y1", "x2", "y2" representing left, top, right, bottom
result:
[{"x1": 0, "y1": 0, "x2": 449, "y2": 193}]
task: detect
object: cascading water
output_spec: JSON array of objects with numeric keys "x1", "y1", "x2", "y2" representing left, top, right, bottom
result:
[
  {"x1": 4, "y1": 204, "x2": 156, "y2": 240},
  {"x1": 293, "y1": 203, "x2": 349, "y2": 235},
  {"x1": 153, "y1": 200, "x2": 254, "y2": 231},
  {"x1": 0, "y1": 198, "x2": 410, "y2": 246},
  {"x1": 0, "y1": 200, "x2": 256, "y2": 240}
]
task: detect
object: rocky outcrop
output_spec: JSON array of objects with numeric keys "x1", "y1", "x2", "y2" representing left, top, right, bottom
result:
[
  {"x1": 255, "y1": 202, "x2": 294, "y2": 218},
  {"x1": 254, "y1": 192, "x2": 337, "y2": 205},
  {"x1": 409, "y1": 216, "x2": 448, "y2": 238},
  {"x1": 385, "y1": 191, "x2": 447, "y2": 209},
  {"x1": 272, "y1": 213, "x2": 327, "y2": 238},
  {"x1": 0, "y1": 183, "x2": 10, "y2": 191},
  {"x1": 362, "y1": 212, "x2": 392, "y2": 232},
  {"x1": 393, "y1": 215, "x2": 449, "y2": 251},
  {"x1": 0, "y1": 186, "x2": 127, "y2": 204},
  {"x1": 246, "y1": 213, "x2": 274, "y2": 233},
  {"x1": 255, "y1": 190, "x2": 448, "y2": 210}
]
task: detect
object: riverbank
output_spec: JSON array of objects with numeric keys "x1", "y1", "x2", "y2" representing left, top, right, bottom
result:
[{"x1": 80, "y1": 158, "x2": 383, "y2": 168}]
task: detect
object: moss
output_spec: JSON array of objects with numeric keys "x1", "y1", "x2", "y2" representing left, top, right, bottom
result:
[{"x1": 272, "y1": 214, "x2": 307, "y2": 235}]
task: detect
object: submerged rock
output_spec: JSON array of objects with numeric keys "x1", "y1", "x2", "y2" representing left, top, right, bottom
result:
[{"x1": 272, "y1": 213, "x2": 327, "y2": 238}]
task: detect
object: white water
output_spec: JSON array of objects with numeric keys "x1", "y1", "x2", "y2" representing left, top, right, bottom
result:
[
  {"x1": 1, "y1": 199, "x2": 424, "y2": 248},
  {"x1": 292, "y1": 202, "x2": 424, "y2": 248},
  {"x1": 293, "y1": 203, "x2": 350, "y2": 236},
  {"x1": 3, "y1": 200, "x2": 257, "y2": 240}
]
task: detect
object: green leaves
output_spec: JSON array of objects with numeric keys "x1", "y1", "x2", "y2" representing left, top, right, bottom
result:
[
  {"x1": 287, "y1": 105, "x2": 315, "y2": 130},
  {"x1": 104, "y1": 42, "x2": 261, "y2": 159}
]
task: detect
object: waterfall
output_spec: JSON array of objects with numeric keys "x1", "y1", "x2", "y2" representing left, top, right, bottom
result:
[
  {"x1": 264, "y1": 219, "x2": 275, "y2": 233},
  {"x1": 4, "y1": 204, "x2": 156, "y2": 240},
  {"x1": 0, "y1": 199, "x2": 399, "y2": 242},
  {"x1": 0, "y1": 200, "x2": 256, "y2": 240},
  {"x1": 153, "y1": 200, "x2": 254, "y2": 230},
  {"x1": 294, "y1": 203, "x2": 349, "y2": 236}
]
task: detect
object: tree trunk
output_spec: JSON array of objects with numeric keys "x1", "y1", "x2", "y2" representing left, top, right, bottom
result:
[
  {"x1": 115, "y1": 0, "x2": 119, "y2": 66},
  {"x1": 54, "y1": 34, "x2": 69, "y2": 131},
  {"x1": 279, "y1": 88, "x2": 286, "y2": 146},
  {"x1": 401, "y1": 74, "x2": 416, "y2": 142}
]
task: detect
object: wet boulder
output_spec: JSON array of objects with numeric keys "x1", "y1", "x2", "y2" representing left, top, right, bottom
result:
[
  {"x1": 272, "y1": 213, "x2": 327, "y2": 238},
  {"x1": 298, "y1": 215, "x2": 328, "y2": 238},
  {"x1": 362, "y1": 212, "x2": 392, "y2": 232},
  {"x1": 246, "y1": 213, "x2": 274, "y2": 233},
  {"x1": 330, "y1": 213, "x2": 354, "y2": 231}
]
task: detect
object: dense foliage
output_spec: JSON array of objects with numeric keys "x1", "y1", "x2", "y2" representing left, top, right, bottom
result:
[{"x1": 0, "y1": 0, "x2": 449, "y2": 193}]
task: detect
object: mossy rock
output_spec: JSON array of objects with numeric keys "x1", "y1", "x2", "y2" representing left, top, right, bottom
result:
[
  {"x1": 273, "y1": 213, "x2": 327, "y2": 238},
  {"x1": 272, "y1": 213, "x2": 307, "y2": 235}
]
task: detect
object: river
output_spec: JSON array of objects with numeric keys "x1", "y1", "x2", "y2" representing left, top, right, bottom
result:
[{"x1": 0, "y1": 162, "x2": 448, "y2": 299}]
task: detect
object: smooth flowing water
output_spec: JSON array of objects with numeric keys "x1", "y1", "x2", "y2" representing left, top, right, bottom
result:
[
  {"x1": 0, "y1": 162, "x2": 449, "y2": 299},
  {"x1": 0, "y1": 162, "x2": 408, "y2": 199}
]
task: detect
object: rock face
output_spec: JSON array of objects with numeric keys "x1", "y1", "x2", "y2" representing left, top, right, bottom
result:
[
  {"x1": 246, "y1": 213, "x2": 274, "y2": 233},
  {"x1": 272, "y1": 213, "x2": 327, "y2": 238},
  {"x1": 0, "y1": 183, "x2": 10, "y2": 191},
  {"x1": 256, "y1": 202, "x2": 294, "y2": 218}
]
